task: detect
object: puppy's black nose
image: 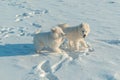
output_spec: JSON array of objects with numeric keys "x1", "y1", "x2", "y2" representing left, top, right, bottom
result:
[{"x1": 83, "y1": 34, "x2": 86, "y2": 38}]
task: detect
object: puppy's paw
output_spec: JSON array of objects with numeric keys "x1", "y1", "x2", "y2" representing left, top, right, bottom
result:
[{"x1": 53, "y1": 48, "x2": 63, "y2": 53}]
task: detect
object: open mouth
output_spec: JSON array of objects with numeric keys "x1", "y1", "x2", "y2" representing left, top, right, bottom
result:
[{"x1": 83, "y1": 34, "x2": 86, "y2": 38}]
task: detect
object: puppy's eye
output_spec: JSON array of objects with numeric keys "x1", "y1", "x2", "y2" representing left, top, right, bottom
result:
[{"x1": 82, "y1": 31, "x2": 84, "y2": 33}]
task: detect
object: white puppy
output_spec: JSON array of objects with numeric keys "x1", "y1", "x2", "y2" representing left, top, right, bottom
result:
[
  {"x1": 58, "y1": 23, "x2": 90, "y2": 51},
  {"x1": 33, "y1": 26, "x2": 65, "y2": 53}
]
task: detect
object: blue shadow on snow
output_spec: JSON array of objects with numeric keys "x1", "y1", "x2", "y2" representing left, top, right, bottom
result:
[{"x1": 0, "y1": 44, "x2": 35, "y2": 57}]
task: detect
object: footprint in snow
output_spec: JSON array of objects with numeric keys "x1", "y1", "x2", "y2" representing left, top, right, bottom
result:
[
  {"x1": 33, "y1": 9, "x2": 48, "y2": 15},
  {"x1": 15, "y1": 13, "x2": 32, "y2": 22},
  {"x1": 51, "y1": 54, "x2": 70, "y2": 73},
  {"x1": 24, "y1": 60, "x2": 59, "y2": 80},
  {"x1": 32, "y1": 23, "x2": 41, "y2": 28},
  {"x1": 40, "y1": 60, "x2": 59, "y2": 80},
  {"x1": 15, "y1": 9, "x2": 48, "y2": 22},
  {"x1": 0, "y1": 27, "x2": 15, "y2": 39},
  {"x1": 103, "y1": 74, "x2": 115, "y2": 80},
  {"x1": 108, "y1": 1, "x2": 116, "y2": 4}
]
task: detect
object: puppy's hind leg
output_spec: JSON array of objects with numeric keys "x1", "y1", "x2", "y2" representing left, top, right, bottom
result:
[
  {"x1": 74, "y1": 41, "x2": 80, "y2": 51},
  {"x1": 68, "y1": 40, "x2": 74, "y2": 50},
  {"x1": 34, "y1": 41, "x2": 44, "y2": 53},
  {"x1": 52, "y1": 48, "x2": 62, "y2": 53}
]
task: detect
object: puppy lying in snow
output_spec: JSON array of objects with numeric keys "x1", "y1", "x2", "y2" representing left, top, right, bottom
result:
[
  {"x1": 33, "y1": 27, "x2": 65, "y2": 53},
  {"x1": 58, "y1": 23, "x2": 90, "y2": 51}
]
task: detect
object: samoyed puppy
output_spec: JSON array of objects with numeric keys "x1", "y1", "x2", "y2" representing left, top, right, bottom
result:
[
  {"x1": 33, "y1": 26, "x2": 66, "y2": 53},
  {"x1": 58, "y1": 23, "x2": 90, "y2": 51}
]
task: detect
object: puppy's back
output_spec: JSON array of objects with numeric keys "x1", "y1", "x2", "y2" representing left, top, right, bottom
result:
[{"x1": 58, "y1": 23, "x2": 69, "y2": 30}]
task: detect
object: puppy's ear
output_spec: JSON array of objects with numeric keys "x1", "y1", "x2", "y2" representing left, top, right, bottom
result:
[
  {"x1": 51, "y1": 28, "x2": 56, "y2": 33},
  {"x1": 79, "y1": 23, "x2": 85, "y2": 28},
  {"x1": 78, "y1": 23, "x2": 82, "y2": 28}
]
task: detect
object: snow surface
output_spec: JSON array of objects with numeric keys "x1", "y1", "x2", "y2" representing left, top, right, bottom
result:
[{"x1": 0, "y1": 0, "x2": 120, "y2": 80}]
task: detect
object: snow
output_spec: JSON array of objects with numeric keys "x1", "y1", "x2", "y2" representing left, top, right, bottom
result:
[{"x1": 0, "y1": 0, "x2": 120, "y2": 80}]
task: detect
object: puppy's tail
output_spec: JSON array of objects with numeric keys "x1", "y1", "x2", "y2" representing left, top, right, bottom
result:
[{"x1": 58, "y1": 23, "x2": 69, "y2": 30}]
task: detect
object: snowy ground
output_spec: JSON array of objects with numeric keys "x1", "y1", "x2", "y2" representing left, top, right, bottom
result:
[{"x1": 0, "y1": 0, "x2": 120, "y2": 80}]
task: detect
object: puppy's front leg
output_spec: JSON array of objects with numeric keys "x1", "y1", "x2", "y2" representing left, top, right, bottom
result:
[{"x1": 80, "y1": 39, "x2": 88, "y2": 49}]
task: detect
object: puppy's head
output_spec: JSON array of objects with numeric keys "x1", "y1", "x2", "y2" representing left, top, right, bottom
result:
[
  {"x1": 78, "y1": 23, "x2": 90, "y2": 38},
  {"x1": 51, "y1": 27, "x2": 66, "y2": 39},
  {"x1": 58, "y1": 23, "x2": 69, "y2": 30}
]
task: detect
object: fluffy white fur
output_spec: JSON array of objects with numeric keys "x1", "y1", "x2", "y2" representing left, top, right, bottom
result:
[
  {"x1": 33, "y1": 26, "x2": 65, "y2": 53},
  {"x1": 58, "y1": 23, "x2": 90, "y2": 51}
]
